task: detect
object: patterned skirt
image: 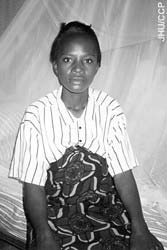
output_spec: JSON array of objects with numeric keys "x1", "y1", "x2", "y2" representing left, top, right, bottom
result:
[{"x1": 27, "y1": 145, "x2": 131, "y2": 250}]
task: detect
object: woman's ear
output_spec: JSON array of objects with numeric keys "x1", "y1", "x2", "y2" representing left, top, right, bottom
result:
[{"x1": 52, "y1": 62, "x2": 58, "y2": 76}]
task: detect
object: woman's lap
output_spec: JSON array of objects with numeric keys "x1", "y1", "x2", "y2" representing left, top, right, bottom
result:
[{"x1": 27, "y1": 146, "x2": 131, "y2": 250}]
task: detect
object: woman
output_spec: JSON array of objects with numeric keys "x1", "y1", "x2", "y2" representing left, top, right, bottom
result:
[{"x1": 9, "y1": 21, "x2": 164, "y2": 250}]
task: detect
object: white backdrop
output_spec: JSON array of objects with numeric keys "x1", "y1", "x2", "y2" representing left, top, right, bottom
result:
[{"x1": 0, "y1": 0, "x2": 167, "y2": 215}]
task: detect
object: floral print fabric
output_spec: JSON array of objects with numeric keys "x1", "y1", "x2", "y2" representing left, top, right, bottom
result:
[
  {"x1": 27, "y1": 145, "x2": 131, "y2": 249},
  {"x1": 43, "y1": 146, "x2": 131, "y2": 250}
]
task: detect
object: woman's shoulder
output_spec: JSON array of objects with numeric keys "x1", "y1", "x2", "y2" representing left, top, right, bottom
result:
[
  {"x1": 27, "y1": 89, "x2": 59, "y2": 111},
  {"x1": 90, "y1": 88, "x2": 123, "y2": 115},
  {"x1": 23, "y1": 89, "x2": 59, "y2": 120}
]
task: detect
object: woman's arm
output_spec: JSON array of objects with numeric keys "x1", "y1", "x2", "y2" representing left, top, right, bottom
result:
[
  {"x1": 114, "y1": 170, "x2": 164, "y2": 250},
  {"x1": 23, "y1": 183, "x2": 60, "y2": 250}
]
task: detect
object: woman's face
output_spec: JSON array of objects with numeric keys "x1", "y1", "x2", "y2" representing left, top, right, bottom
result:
[{"x1": 53, "y1": 33, "x2": 99, "y2": 94}]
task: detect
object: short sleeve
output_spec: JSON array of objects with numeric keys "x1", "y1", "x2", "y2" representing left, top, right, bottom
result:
[
  {"x1": 9, "y1": 106, "x2": 49, "y2": 186},
  {"x1": 106, "y1": 112, "x2": 138, "y2": 176}
]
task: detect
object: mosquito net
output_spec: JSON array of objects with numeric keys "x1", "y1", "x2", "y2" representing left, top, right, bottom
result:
[{"x1": 0, "y1": 0, "x2": 167, "y2": 214}]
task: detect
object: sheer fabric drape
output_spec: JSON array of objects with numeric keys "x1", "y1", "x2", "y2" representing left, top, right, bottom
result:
[{"x1": 0, "y1": 0, "x2": 167, "y2": 208}]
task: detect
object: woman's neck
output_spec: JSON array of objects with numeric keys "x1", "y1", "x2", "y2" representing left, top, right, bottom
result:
[{"x1": 61, "y1": 88, "x2": 89, "y2": 111}]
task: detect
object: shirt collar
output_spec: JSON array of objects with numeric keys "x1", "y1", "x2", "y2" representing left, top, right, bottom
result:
[{"x1": 56, "y1": 85, "x2": 94, "y2": 124}]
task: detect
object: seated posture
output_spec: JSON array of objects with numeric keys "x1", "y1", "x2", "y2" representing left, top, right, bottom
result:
[{"x1": 9, "y1": 21, "x2": 164, "y2": 250}]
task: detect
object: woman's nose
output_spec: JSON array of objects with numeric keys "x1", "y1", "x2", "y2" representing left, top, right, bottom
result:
[{"x1": 72, "y1": 60, "x2": 84, "y2": 73}]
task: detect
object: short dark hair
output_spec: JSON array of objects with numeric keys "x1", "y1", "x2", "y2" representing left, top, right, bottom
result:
[{"x1": 50, "y1": 21, "x2": 101, "y2": 66}]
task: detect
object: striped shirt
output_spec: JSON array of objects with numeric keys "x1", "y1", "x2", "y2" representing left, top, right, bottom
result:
[{"x1": 9, "y1": 86, "x2": 138, "y2": 186}]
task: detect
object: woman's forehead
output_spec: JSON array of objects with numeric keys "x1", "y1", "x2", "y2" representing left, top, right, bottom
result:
[{"x1": 59, "y1": 33, "x2": 98, "y2": 55}]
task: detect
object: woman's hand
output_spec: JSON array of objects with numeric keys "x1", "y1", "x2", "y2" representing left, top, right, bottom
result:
[
  {"x1": 113, "y1": 171, "x2": 164, "y2": 250},
  {"x1": 37, "y1": 239, "x2": 60, "y2": 250},
  {"x1": 36, "y1": 230, "x2": 61, "y2": 250},
  {"x1": 24, "y1": 183, "x2": 61, "y2": 250},
  {"x1": 130, "y1": 229, "x2": 164, "y2": 250}
]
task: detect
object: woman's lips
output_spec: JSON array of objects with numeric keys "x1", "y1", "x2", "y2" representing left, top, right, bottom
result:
[
  {"x1": 72, "y1": 76, "x2": 84, "y2": 80},
  {"x1": 70, "y1": 76, "x2": 84, "y2": 83}
]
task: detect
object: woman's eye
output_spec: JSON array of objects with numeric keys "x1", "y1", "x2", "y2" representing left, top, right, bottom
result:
[
  {"x1": 84, "y1": 58, "x2": 94, "y2": 64},
  {"x1": 63, "y1": 57, "x2": 72, "y2": 63}
]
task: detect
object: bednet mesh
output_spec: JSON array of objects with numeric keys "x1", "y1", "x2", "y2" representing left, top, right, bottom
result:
[{"x1": 0, "y1": 0, "x2": 167, "y2": 221}]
